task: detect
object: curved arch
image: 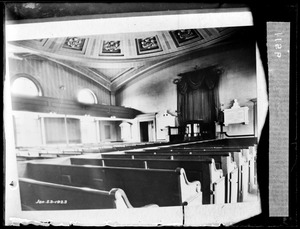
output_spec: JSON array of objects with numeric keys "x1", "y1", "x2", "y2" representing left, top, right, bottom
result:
[
  {"x1": 77, "y1": 88, "x2": 98, "y2": 104},
  {"x1": 11, "y1": 73, "x2": 43, "y2": 96}
]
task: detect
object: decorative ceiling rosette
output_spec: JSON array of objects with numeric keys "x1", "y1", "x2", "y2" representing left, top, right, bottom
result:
[
  {"x1": 135, "y1": 35, "x2": 163, "y2": 55},
  {"x1": 100, "y1": 40, "x2": 124, "y2": 56},
  {"x1": 63, "y1": 37, "x2": 86, "y2": 51},
  {"x1": 169, "y1": 29, "x2": 204, "y2": 47}
]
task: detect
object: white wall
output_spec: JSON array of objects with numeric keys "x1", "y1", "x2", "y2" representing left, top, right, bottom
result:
[
  {"x1": 116, "y1": 67, "x2": 178, "y2": 114},
  {"x1": 99, "y1": 120, "x2": 122, "y2": 142},
  {"x1": 80, "y1": 117, "x2": 98, "y2": 144},
  {"x1": 13, "y1": 112, "x2": 43, "y2": 147}
]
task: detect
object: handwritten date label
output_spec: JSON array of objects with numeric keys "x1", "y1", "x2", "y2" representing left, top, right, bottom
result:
[{"x1": 36, "y1": 199, "x2": 67, "y2": 204}]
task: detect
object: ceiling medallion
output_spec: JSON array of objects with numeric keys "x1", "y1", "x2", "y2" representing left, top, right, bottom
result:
[
  {"x1": 135, "y1": 35, "x2": 163, "y2": 55},
  {"x1": 99, "y1": 40, "x2": 124, "y2": 56},
  {"x1": 169, "y1": 29, "x2": 204, "y2": 47},
  {"x1": 63, "y1": 37, "x2": 86, "y2": 51}
]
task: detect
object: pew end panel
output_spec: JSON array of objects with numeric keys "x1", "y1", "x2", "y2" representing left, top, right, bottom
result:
[
  {"x1": 233, "y1": 152, "x2": 249, "y2": 203},
  {"x1": 242, "y1": 148, "x2": 251, "y2": 161},
  {"x1": 210, "y1": 176, "x2": 226, "y2": 204},
  {"x1": 209, "y1": 159, "x2": 223, "y2": 184},
  {"x1": 242, "y1": 148, "x2": 256, "y2": 192},
  {"x1": 228, "y1": 168, "x2": 239, "y2": 203},
  {"x1": 248, "y1": 159, "x2": 256, "y2": 192},
  {"x1": 249, "y1": 145, "x2": 257, "y2": 160},
  {"x1": 220, "y1": 154, "x2": 238, "y2": 204},
  {"x1": 220, "y1": 153, "x2": 237, "y2": 175},
  {"x1": 109, "y1": 188, "x2": 158, "y2": 209},
  {"x1": 233, "y1": 151, "x2": 247, "y2": 168},
  {"x1": 177, "y1": 168, "x2": 202, "y2": 206},
  {"x1": 240, "y1": 163, "x2": 250, "y2": 202},
  {"x1": 209, "y1": 159, "x2": 225, "y2": 204}
]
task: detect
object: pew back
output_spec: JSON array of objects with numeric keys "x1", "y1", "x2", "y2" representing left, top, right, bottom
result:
[
  {"x1": 101, "y1": 152, "x2": 232, "y2": 170},
  {"x1": 98, "y1": 152, "x2": 239, "y2": 204},
  {"x1": 19, "y1": 177, "x2": 133, "y2": 210},
  {"x1": 70, "y1": 157, "x2": 223, "y2": 205},
  {"x1": 23, "y1": 162, "x2": 201, "y2": 207}
]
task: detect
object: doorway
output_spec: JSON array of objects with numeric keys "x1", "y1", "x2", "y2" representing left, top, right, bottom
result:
[{"x1": 140, "y1": 121, "x2": 154, "y2": 142}]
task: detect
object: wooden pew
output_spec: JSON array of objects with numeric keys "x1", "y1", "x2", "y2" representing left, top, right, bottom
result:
[
  {"x1": 70, "y1": 157, "x2": 225, "y2": 204},
  {"x1": 130, "y1": 145, "x2": 254, "y2": 194},
  {"x1": 23, "y1": 162, "x2": 202, "y2": 208},
  {"x1": 100, "y1": 152, "x2": 240, "y2": 203},
  {"x1": 71, "y1": 157, "x2": 146, "y2": 167},
  {"x1": 161, "y1": 145, "x2": 248, "y2": 150},
  {"x1": 76, "y1": 153, "x2": 231, "y2": 173},
  {"x1": 177, "y1": 137, "x2": 257, "y2": 147},
  {"x1": 121, "y1": 150, "x2": 238, "y2": 170},
  {"x1": 134, "y1": 158, "x2": 225, "y2": 205},
  {"x1": 140, "y1": 151, "x2": 242, "y2": 204},
  {"x1": 171, "y1": 145, "x2": 252, "y2": 149},
  {"x1": 19, "y1": 177, "x2": 136, "y2": 210},
  {"x1": 81, "y1": 148, "x2": 101, "y2": 154},
  {"x1": 84, "y1": 152, "x2": 231, "y2": 171},
  {"x1": 122, "y1": 148, "x2": 243, "y2": 160},
  {"x1": 138, "y1": 144, "x2": 257, "y2": 160},
  {"x1": 101, "y1": 154, "x2": 146, "y2": 159},
  {"x1": 141, "y1": 148, "x2": 243, "y2": 154},
  {"x1": 119, "y1": 152, "x2": 238, "y2": 203},
  {"x1": 127, "y1": 141, "x2": 255, "y2": 202},
  {"x1": 61, "y1": 149, "x2": 83, "y2": 156},
  {"x1": 169, "y1": 150, "x2": 247, "y2": 203}
]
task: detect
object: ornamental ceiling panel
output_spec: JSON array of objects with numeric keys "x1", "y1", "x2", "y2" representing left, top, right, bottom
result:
[
  {"x1": 10, "y1": 27, "x2": 237, "y2": 62},
  {"x1": 8, "y1": 27, "x2": 241, "y2": 92}
]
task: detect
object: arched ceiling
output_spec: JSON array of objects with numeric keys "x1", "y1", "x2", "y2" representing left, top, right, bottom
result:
[{"x1": 8, "y1": 27, "x2": 241, "y2": 92}]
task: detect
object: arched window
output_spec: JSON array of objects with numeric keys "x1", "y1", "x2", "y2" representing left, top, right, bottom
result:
[
  {"x1": 77, "y1": 89, "x2": 98, "y2": 104},
  {"x1": 11, "y1": 76, "x2": 42, "y2": 96}
]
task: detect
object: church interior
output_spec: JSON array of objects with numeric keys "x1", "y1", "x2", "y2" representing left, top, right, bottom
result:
[{"x1": 4, "y1": 3, "x2": 265, "y2": 226}]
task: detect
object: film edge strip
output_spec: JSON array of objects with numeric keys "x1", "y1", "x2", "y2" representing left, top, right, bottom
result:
[{"x1": 267, "y1": 21, "x2": 290, "y2": 217}]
